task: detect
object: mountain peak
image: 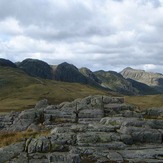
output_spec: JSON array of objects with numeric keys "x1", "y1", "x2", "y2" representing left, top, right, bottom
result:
[
  {"x1": 120, "y1": 67, "x2": 163, "y2": 88},
  {"x1": 121, "y1": 67, "x2": 145, "y2": 72},
  {"x1": 53, "y1": 62, "x2": 88, "y2": 84},
  {"x1": 0, "y1": 58, "x2": 17, "y2": 68},
  {"x1": 125, "y1": 67, "x2": 133, "y2": 70},
  {"x1": 18, "y1": 58, "x2": 53, "y2": 79}
]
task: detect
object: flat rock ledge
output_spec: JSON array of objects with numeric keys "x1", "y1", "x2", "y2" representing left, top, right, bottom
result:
[{"x1": 1, "y1": 95, "x2": 163, "y2": 163}]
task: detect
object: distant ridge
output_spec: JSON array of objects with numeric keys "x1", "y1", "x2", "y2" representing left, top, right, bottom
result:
[
  {"x1": 121, "y1": 67, "x2": 163, "y2": 93},
  {"x1": 1, "y1": 58, "x2": 162, "y2": 95}
]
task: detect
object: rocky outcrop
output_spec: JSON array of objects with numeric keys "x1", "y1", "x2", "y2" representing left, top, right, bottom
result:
[{"x1": 1, "y1": 95, "x2": 163, "y2": 162}]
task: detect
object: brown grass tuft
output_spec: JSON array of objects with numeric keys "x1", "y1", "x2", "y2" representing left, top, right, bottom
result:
[{"x1": 0, "y1": 129, "x2": 50, "y2": 148}]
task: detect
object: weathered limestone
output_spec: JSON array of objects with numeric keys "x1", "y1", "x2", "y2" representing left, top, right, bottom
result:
[
  {"x1": 1, "y1": 95, "x2": 163, "y2": 162},
  {"x1": 0, "y1": 142, "x2": 25, "y2": 162}
]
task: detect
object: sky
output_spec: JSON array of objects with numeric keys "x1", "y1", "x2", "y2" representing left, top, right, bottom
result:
[{"x1": 0, "y1": 0, "x2": 163, "y2": 73}]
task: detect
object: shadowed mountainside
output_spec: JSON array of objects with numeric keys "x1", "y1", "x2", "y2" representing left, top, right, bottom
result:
[
  {"x1": 127, "y1": 78, "x2": 159, "y2": 95},
  {"x1": 79, "y1": 67, "x2": 101, "y2": 84},
  {"x1": 17, "y1": 58, "x2": 53, "y2": 79},
  {"x1": 0, "y1": 58, "x2": 17, "y2": 68},
  {"x1": 53, "y1": 62, "x2": 88, "y2": 84}
]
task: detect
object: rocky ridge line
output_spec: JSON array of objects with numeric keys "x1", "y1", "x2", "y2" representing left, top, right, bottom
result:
[{"x1": 121, "y1": 67, "x2": 163, "y2": 88}]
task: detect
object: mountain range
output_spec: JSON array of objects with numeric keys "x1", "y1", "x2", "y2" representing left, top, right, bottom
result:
[{"x1": 1, "y1": 58, "x2": 163, "y2": 96}]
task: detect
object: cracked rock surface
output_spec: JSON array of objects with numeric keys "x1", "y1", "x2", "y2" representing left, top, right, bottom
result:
[{"x1": 1, "y1": 95, "x2": 163, "y2": 162}]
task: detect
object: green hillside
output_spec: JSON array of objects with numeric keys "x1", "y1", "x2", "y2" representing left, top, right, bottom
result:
[
  {"x1": 0, "y1": 67, "x2": 111, "y2": 113},
  {"x1": 94, "y1": 70, "x2": 138, "y2": 95}
]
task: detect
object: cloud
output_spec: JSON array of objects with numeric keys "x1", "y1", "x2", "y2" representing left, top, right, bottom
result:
[
  {"x1": 0, "y1": 0, "x2": 163, "y2": 73},
  {"x1": 0, "y1": 17, "x2": 23, "y2": 37}
]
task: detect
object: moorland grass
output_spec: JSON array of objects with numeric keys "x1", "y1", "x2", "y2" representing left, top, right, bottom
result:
[{"x1": 125, "y1": 94, "x2": 163, "y2": 110}]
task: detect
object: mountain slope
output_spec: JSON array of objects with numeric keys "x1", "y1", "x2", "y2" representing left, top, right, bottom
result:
[
  {"x1": 127, "y1": 78, "x2": 159, "y2": 95},
  {"x1": 79, "y1": 67, "x2": 101, "y2": 84},
  {"x1": 53, "y1": 62, "x2": 89, "y2": 84},
  {"x1": 0, "y1": 67, "x2": 110, "y2": 113},
  {"x1": 94, "y1": 70, "x2": 139, "y2": 95}
]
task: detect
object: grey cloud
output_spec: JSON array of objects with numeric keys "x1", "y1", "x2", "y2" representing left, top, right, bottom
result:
[
  {"x1": 138, "y1": 0, "x2": 161, "y2": 7},
  {"x1": 0, "y1": 0, "x2": 163, "y2": 74}
]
